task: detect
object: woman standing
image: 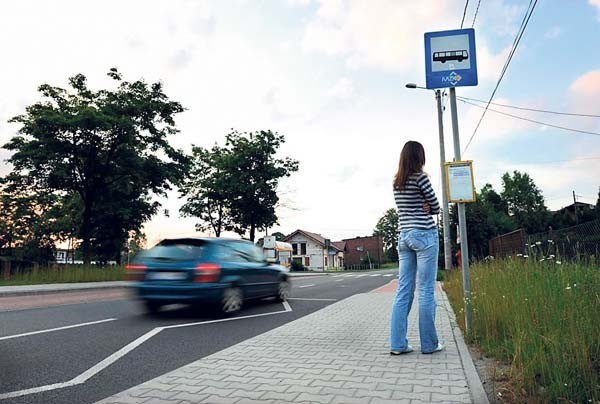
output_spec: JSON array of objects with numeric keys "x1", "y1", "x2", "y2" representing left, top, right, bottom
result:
[{"x1": 390, "y1": 140, "x2": 444, "y2": 355}]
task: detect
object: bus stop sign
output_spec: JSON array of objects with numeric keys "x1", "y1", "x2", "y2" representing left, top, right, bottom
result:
[{"x1": 425, "y1": 28, "x2": 478, "y2": 89}]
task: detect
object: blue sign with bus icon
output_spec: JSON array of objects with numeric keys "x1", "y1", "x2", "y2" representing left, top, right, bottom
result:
[{"x1": 425, "y1": 28, "x2": 478, "y2": 89}]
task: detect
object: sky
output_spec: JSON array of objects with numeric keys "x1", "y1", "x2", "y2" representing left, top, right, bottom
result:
[{"x1": 0, "y1": 0, "x2": 599, "y2": 247}]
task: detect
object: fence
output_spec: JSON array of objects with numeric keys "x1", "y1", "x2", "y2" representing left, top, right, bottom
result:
[
  {"x1": 343, "y1": 263, "x2": 381, "y2": 271},
  {"x1": 488, "y1": 219, "x2": 600, "y2": 262},
  {"x1": 527, "y1": 219, "x2": 600, "y2": 262},
  {"x1": 488, "y1": 228, "x2": 527, "y2": 258}
]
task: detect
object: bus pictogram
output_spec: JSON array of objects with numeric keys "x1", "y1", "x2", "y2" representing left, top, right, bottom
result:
[{"x1": 433, "y1": 50, "x2": 468, "y2": 63}]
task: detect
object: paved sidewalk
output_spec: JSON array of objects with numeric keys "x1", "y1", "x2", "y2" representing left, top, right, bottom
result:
[{"x1": 96, "y1": 281, "x2": 488, "y2": 404}]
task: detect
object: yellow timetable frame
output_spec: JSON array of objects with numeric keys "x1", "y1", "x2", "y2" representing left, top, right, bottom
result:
[{"x1": 444, "y1": 160, "x2": 476, "y2": 203}]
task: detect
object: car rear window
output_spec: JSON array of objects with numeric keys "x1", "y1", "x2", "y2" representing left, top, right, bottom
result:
[{"x1": 143, "y1": 239, "x2": 206, "y2": 261}]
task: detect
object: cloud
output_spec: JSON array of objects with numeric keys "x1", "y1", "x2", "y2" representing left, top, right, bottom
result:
[
  {"x1": 569, "y1": 70, "x2": 600, "y2": 98},
  {"x1": 590, "y1": 0, "x2": 600, "y2": 18},
  {"x1": 475, "y1": 43, "x2": 511, "y2": 82},
  {"x1": 544, "y1": 26, "x2": 563, "y2": 39},
  {"x1": 326, "y1": 77, "x2": 355, "y2": 99},
  {"x1": 301, "y1": 0, "x2": 460, "y2": 72}
]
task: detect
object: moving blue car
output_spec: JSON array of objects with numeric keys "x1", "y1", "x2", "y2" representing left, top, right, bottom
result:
[{"x1": 127, "y1": 237, "x2": 291, "y2": 315}]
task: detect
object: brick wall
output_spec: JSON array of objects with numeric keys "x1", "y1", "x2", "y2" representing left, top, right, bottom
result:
[{"x1": 342, "y1": 236, "x2": 384, "y2": 266}]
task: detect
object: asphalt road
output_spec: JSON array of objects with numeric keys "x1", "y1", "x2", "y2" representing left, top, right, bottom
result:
[{"x1": 0, "y1": 270, "x2": 397, "y2": 404}]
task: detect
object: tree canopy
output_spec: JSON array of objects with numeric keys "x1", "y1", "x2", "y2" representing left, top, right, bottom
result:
[
  {"x1": 180, "y1": 130, "x2": 298, "y2": 241},
  {"x1": 373, "y1": 208, "x2": 399, "y2": 262},
  {"x1": 3, "y1": 69, "x2": 189, "y2": 263}
]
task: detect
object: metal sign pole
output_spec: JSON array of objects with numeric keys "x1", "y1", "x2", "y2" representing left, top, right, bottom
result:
[
  {"x1": 435, "y1": 90, "x2": 453, "y2": 271},
  {"x1": 448, "y1": 87, "x2": 472, "y2": 333}
]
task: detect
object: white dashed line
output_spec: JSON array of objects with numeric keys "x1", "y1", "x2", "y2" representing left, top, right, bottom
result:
[{"x1": 298, "y1": 284, "x2": 315, "y2": 288}]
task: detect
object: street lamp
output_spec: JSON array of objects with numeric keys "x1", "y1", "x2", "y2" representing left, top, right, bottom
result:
[{"x1": 405, "y1": 83, "x2": 452, "y2": 272}]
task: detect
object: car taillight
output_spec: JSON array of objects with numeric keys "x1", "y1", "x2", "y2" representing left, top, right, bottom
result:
[
  {"x1": 124, "y1": 264, "x2": 147, "y2": 281},
  {"x1": 194, "y1": 263, "x2": 221, "y2": 283}
]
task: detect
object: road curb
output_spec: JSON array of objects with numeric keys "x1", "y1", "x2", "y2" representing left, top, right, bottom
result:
[
  {"x1": 0, "y1": 281, "x2": 131, "y2": 297},
  {"x1": 440, "y1": 283, "x2": 491, "y2": 404}
]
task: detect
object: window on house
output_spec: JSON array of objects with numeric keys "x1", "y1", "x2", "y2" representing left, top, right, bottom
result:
[
  {"x1": 292, "y1": 243, "x2": 298, "y2": 255},
  {"x1": 324, "y1": 256, "x2": 328, "y2": 267},
  {"x1": 304, "y1": 257, "x2": 310, "y2": 266},
  {"x1": 300, "y1": 243, "x2": 307, "y2": 255}
]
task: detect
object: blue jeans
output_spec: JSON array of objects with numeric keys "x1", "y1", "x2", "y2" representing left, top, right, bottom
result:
[{"x1": 390, "y1": 228, "x2": 439, "y2": 353}]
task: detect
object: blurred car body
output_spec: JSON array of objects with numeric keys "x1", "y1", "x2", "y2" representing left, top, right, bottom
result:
[{"x1": 127, "y1": 238, "x2": 290, "y2": 314}]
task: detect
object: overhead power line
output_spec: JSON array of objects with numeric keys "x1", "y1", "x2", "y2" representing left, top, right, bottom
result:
[
  {"x1": 456, "y1": 96, "x2": 600, "y2": 118},
  {"x1": 471, "y1": 0, "x2": 482, "y2": 27},
  {"x1": 460, "y1": 0, "x2": 470, "y2": 28},
  {"x1": 459, "y1": 99, "x2": 600, "y2": 137},
  {"x1": 463, "y1": 0, "x2": 538, "y2": 155}
]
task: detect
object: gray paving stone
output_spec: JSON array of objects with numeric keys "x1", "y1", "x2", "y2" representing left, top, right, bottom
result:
[
  {"x1": 201, "y1": 395, "x2": 238, "y2": 404},
  {"x1": 96, "y1": 395, "x2": 149, "y2": 404},
  {"x1": 254, "y1": 384, "x2": 290, "y2": 393},
  {"x1": 260, "y1": 391, "x2": 301, "y2": 401},
  {"x1": 295, "y1": 392, "x2": 335, "y2": 404},
  {"x1": 370, "y1": 398, "x2": 410, "y2": 404},
  {"x1": 229, "y1": 389, "x2": 265, "y2": 400},
  {"x1": 137, "y1": 389, "x2": 178, "y2": 400}
]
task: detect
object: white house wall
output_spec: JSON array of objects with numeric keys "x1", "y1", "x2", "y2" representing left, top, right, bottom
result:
[{"x1": 287, "y1": 234, "x2": 325, "y2": 271}]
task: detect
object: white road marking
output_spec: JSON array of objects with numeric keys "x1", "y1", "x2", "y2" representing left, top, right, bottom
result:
[
  {"x1": 287, "y1": 298, "x2": 337, "y2": 302},
  {"x1": 370, "y1": 274, "x2": 381, "y2": 277},
  {"x1": 0, "y1": 318, "x2": 117, "y2": 342},
  {"x1": 0, "y1": 302, "x2": 292, "y2": 400},
  {"x1": 335, "y1": 279, "x2": 344, "y2": 282},
  {"x1": 298, "y1": 284, "x2": 315, "y2": 288},
  {"x1": 384, "y1": 274, "x2": 394, "y2": 277},
  {"x1": 356, "y1": 274, "x2": 368, "y2": 278}
]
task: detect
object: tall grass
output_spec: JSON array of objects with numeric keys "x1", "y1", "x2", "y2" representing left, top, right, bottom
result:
[
  {"x1": 444, "y1": 258, "x2": 600, "y2": 403},
  {"x1": 0, "y1": 265, "x2": 125, "y2": 286}
]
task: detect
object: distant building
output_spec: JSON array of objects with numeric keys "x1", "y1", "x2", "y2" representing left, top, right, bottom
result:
[
  {"x1": 341, "y1": 236, "x2": 384, "y2": 267},
  {"x1": 53, "y1": 249, "x2": 74, "y2": 264},
  {"x1": 552, "y1": 201, "x2": 594, "y2": 222}
]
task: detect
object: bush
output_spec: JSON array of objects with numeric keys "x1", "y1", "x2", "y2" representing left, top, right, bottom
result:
[{"x1": 290, "y1": 260, "x2": 306, "y2": 272}]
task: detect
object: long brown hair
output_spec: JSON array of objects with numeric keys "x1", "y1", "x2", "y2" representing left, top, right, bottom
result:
[{"x1": 393, "y1": 141, "x2": 425, "y2": 190}]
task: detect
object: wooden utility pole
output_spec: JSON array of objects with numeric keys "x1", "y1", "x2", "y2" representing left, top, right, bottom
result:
[{"x1": 573, "y1": 190, "x2": 579, "y2": 225}]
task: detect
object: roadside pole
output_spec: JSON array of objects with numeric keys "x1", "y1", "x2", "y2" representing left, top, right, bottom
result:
[
  {"x1": 435, "y1": 90, "x2": 452, "y2": 271},
  {"x1": 449, "y1": 87, "x2": 472, "y2": 333}
]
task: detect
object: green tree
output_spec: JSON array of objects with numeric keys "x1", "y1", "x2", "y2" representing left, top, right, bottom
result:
[
  {"x1": 0, "y1": 179, "x2": 62, "y2": 262},
  {"x1": 373, "y1": 208, "x2": 398, "y2": 262},
  {"x1": 271, "y1": 231, "x2": 286, "y2": 241},
  {"x1": 449, "y1": 183, "x2": 515, "y2": 260},
  {"x1": 222, "y1": 130, "x2": 298, "y2": 242},
  {"x1": 501, "y1": 171, "x2": 550, "y2": 234},
  {"x1": 3, "y1": 69, "x2": 189, "y2": 263},
  {"x1": 179, "y1": 145, "x2": 234, "y2": 237}
]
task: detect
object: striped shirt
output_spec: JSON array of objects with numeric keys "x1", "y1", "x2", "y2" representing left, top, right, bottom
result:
[{"x1": 393, "y1": 172, "x2": 440, "y2": 230}]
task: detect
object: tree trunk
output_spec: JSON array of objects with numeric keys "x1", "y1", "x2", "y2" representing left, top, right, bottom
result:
[
  {"x1": 81, "y1": 197, "x2": 92, "y2": 265},
  {"x1": 249, "y1": 223, "x2": 255, "y2": 242}
]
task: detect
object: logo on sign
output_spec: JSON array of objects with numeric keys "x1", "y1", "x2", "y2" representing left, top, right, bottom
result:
[{"x1": 441, "y1": 71, "x2": 462, "y2": 86}]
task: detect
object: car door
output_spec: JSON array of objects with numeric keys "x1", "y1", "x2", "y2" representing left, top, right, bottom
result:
[
  {"x1": 245, "y1": 242, "x2": 279, "y2": 297},
  {"x1": 225, "y1": 241, "x2": 265, "y2": 298}
]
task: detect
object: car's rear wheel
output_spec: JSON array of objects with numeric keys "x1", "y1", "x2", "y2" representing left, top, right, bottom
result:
[
  {"x1": 144, "y1": 300, "x2": 161, "y2": 314},
  {"x1": 276, "y1": 279, "x2": 290, "y2": 302},
  {"x1": 221, "y1": 287, "x2": 243, "y2": 314}
]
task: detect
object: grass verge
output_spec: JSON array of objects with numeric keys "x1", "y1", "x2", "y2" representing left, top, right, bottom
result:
[
  {"x1": 444, "y1": 258, "x2": 599, "y2": 403},
  {"x1": 0, "y1": 265, "x2": 125, "y2": 286}
]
